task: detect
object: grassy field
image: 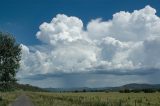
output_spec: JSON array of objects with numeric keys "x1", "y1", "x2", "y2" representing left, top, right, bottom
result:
[
  {"x1": 1, "y1": 91, "x2": 160, "y2": 106},
  {"x1": 0, "y1": 91, "x2": 20, "y2": 106},
  {"x1": 27, "y1": 92, "x2": 160, "y2": 106}
]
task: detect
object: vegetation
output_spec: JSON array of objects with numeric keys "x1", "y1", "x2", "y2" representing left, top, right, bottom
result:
[
  {"x1": 0, "y1": 83, "x2": 45, "y2": 106},
  {"x1": 12, "y1": 83, "x2": 47, "y2": 92},
  {"x1": 1, "y1": 90, "x2": 160, "y2": 106},
  {"x1": 119, "y1": 89, "x2": 158, "y2": 93},
  {"x1": 0, "y1": 32, "x2": 21, "y2": 91},
  {"x1": 0, "y1": 91, "x2": 20, "y2": 106},
  {"x1": 27, "y1": 92, "x2": 160, "y2": 106}
]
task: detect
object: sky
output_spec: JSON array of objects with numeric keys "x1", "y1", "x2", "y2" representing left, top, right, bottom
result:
[{"x1": 1, "y1": 0, "x2": 160, "y2": 88}]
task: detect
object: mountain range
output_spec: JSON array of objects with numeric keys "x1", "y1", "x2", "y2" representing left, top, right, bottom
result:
[{"x1": 44, "y1": 83, "x2": 160, "y2": 92}]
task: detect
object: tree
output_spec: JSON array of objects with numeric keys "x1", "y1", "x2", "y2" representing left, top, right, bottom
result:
[{"x1": 0, "y1": 32, "x2": 21, "y2": 91}]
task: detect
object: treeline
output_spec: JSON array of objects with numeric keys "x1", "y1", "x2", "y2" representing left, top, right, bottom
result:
[
  {"x1": 73, "y1": 89, "x2": 105, "y2": 93},
  {"x1": 13, "y1": 83, "x2": 47, "y2": 92},
  {"x1": 57, "y1": 89, "x2": 106, "y2": 93},
  {"x1": 60, "y1": 89, "x2": 160, "y2": 93},
  {"x1": 119, "y1": 89, "x2": 160, "y2": 93},
  {"x1": 0, "y1": 82, "x2": 46, "y2": 92}
]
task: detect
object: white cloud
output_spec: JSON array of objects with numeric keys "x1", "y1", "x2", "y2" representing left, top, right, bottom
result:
[
  {"x1": 36, "y1": 14, "x2": 88, "y2": 45},
  {"x1": 143, "y1": 36, "x2": 160, "y2": 68},
  {"x1": 87, "y1": 5, "x2": 160, "y2": 41},
  {"x1": 18, "y1": 5, "x2": 160, "y2": 79}
]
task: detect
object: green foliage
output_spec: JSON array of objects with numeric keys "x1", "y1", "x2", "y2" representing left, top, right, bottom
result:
[
  {"x1": 0, "y1": 96, "x2": 2, "y2": 101},
  {"x1": 0, "y1": 32, "x2": 21, "y2": 91},
  {"x1": 12, "y1": 83, "x2": 47, "y2": 92},
  {"x1": 119, "y1": 89, "x2": 157, "y2": 93}
]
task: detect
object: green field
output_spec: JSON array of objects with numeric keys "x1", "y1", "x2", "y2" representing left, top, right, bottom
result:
[
  {"x1": 1, "y1": 92, "x2": 160, "y2": 106},
  {"x1": 27, "y1": 92, "x2": 160, "y2": 106},
  {"x1": 0, "y1": 91, "x2": 21, "y2": 106}
]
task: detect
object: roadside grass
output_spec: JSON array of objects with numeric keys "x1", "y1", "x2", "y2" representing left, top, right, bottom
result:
[
  {"x1": 0, "y1": 91, "x2": 21, "y2": 106},
  {"x1": 27, "y1": 92, "x2": 160, "y2": 106}
]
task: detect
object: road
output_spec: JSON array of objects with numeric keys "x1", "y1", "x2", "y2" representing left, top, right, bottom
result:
[{"x1": 11, "y1": 94, "x2": 34, "y2": 106}]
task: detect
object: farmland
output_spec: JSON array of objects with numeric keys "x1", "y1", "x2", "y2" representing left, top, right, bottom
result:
[
  {"x1": 27, "y1": 92, "x2": 160, "y2": 106},
  {"x1": 1, "y1": 91, "x2": 160, "y2": 106},
  {"x1": 0, "y1": 91, "x2": 20, "y2": 106}
]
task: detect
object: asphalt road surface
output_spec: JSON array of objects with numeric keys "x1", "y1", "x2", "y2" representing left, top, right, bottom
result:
[{"x1": 11, "y1": 94, "x2": 34, "y2": 106}]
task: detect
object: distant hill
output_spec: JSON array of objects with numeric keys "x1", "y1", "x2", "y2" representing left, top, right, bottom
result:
[
  {"x1": 2, "y1": 83, "x2": 159, "y2": 92},
  {"x1": 44, "y1": 83, "x2": 160, "y2": 92},
  {"x1": 45, "y1": 87, "x2": 96, "y2": 92},
  {"x1": 13, "y1": 83, "x2": 47, "y2": 92},
  {"x1": 120, "y1": 83, "x2": 160, "y2": 90}
]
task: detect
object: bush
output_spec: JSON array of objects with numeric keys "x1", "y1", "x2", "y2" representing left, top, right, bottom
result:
[
  {"x1": 105, "y1": 91, "x2": 109, "y2": 93},
  {"x1": 0, "y1": 83, "x2": 15, "y2": 92},
  {"x1": 157, "y1": 89, "x2": 160, "y2": 92},
  {"x1": 142, "y1": 89, "x2": 156, "y2": 93},
  {"x1": 132, "y1": 89, "x2": 141, "y2": 93},
  {"x1": 82, "y1": 89, "x2": 86, "y2": 92},
  {"x1": 119, "y1": 89, "x2": 131, "y2": 93},
  {"x1": 0, "y1": 96, "x2": 2, "y2": 101}
]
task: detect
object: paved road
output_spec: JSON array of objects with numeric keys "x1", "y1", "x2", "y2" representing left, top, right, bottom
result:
[{"x1": 11, "y1": 95, "x2": 34, "y2": 106}]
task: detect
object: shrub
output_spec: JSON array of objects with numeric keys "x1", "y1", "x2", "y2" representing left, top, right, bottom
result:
[
  {"x1": 119, "y1": 89, "x2": 131, "y2": 93},
  {"x1": 142, "y1": 89, "x2": 156, "y2": 93},
  {"x1": 0, "y1": 96, "x2": 2, "y2": 101}
]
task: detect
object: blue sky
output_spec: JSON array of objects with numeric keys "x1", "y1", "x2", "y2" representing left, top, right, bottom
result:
[{"x1": 1, "y1": 0, "x2": 160, "y2": 88}]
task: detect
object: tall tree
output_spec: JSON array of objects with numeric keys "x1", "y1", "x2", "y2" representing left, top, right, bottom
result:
[{"x1": 0, "y1": 32, "x2": 21, "y2": 90}]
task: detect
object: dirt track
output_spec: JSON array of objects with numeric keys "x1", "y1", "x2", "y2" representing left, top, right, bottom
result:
[{"x1": 11, "y1": 94, "x2": 34, "y2": 106}]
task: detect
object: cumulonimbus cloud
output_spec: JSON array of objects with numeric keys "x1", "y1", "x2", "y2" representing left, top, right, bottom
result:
[{"x1": 18, "y1": 5, "x2": 160, "y2": 78}]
